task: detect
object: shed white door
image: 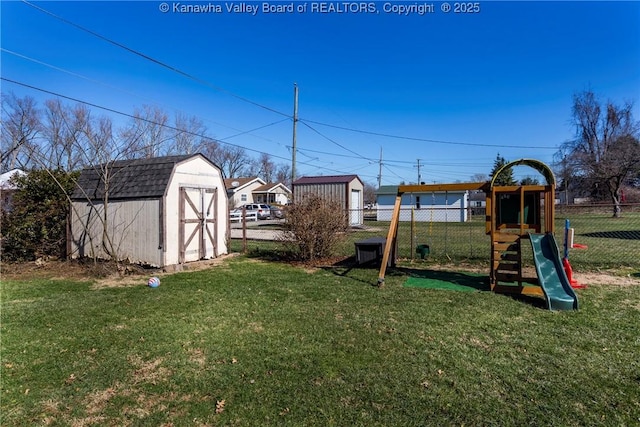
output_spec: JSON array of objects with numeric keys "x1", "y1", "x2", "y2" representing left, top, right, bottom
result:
[
  {"x1": 350, "y1": 189, "x2": 361, "y2": 225},
  {"x1": 179, "y1": 187, "x2": 217, "y2": 263}
]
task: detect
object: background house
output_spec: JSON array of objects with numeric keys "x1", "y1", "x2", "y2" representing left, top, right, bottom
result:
[
  {"x1": 376, "y1": 185, "x2": 469, "y2": 222},
  {"x1": 292, "y1": 175, "x2": 364, "y2": 226},
  {"x1": 252, "y1": 182, "x2": 291, "y2": 205},
  {"x1": 225, "y1": 177, "x2": 291, "y2": 207},
  {"x1": 468, "y1": 190, "x2": 487, "y2": 215},
  {"x1": 69, "y1": 154, "x2": 228, "y2": 268},
  {"x1": 0, "y1": 169, "x2": 26, "y2": 213},
  {"x1": 225, "y1": 177, "x2": 265, "y2": 208}
]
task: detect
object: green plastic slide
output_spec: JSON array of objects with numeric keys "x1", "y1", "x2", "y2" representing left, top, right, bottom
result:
[{"x1": 528, "y1": 233, "x2": 579, "y2": 311}]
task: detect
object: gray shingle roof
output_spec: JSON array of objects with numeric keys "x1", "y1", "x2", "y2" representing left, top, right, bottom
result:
[
  {"x1": 71, "y1": 155, "x2": 196, "y2": 200},
  {"x1": 293, "y1": 175, "x2": 361, "y2": 185}
]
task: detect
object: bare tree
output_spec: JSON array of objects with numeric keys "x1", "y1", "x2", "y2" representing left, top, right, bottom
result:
[
  {"x1": 197, "y1": 138, "x2": 221, "y2": 166},
  {"x1": 213, "y1": 145, "x2": 251, "y2": 178},
  {"x1": 560, "y1": 90, "x2": 640, "y2": 216},
  {"x1": 42, "y1": 99, "x2": 89, "y2": 171},
  {"x1": 1, "y1": 93, "x2": 41, "y2": 171},
  {"x1": 121, "y1": 105, "x2": 171, "y2": 159},
  {"x1": 520, "y1": 176, "x2": 540, "y2": 186},
  {"x1": 71, "y1": 112, "x2": 145, "y2": 269},
  {"x1": 276, "y1": 164, "x2": 291, "y2": 188},
  {"x1": 256, "y1": 153, "x2": 276, "y2": 182},
  {"x1": 363, "y1": 182, "x2": 377, "y2": 204},
  {"x1": 470, "y1": 173, "x2": 489, "y2": 183},
  {"x1": 173, "y1": 112, "x2": 207, "y2": 155}
]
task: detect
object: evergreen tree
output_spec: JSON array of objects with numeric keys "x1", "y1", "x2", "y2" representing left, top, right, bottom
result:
[{"x1": 490, "y1": 153, "x2": 517, "y2": 186}]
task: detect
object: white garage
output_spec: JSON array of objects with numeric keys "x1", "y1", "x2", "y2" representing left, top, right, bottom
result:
[{"x1": 376, "y1": 185, "x2": 469, "y2": 222}]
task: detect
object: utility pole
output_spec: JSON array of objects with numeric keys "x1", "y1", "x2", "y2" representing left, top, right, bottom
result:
[
  {"x1": 377, "y1": 147, "x2": 383, "y2": 189},
  {"x1": 291, "y1": 83, "x2": 298, "y2": 185},
  {"x1": 416, "y1": 158, "x2": 422, "y2": 184}
]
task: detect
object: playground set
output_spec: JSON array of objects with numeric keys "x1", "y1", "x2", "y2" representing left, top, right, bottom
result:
[{"x1": 376, "y1": 159, "x2": 583, "y2": 311}]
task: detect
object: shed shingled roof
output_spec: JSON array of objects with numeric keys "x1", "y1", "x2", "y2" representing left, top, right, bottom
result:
[
  {"x1": 71, "y1": 154, "x2": 206, "y2": 200},
  {"x1": 293, "y1": 175, "x2": 362, "y2": 185}
]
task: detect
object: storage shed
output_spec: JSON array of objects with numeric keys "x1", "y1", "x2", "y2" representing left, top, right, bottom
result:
[
  {"x1": 376, "y1": 185, "x2": 469, "y2": 222},
  {"x1": 69, "y1": 154, "x2": 228, "y2": 268},
  {"x1": 292, "y1": 175, "x2": 364, "y2": 225}
]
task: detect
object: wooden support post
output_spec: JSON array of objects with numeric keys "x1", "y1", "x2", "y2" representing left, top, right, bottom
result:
[{"x1": 378, "y1": 194, "x2": 402, "y2": 286}]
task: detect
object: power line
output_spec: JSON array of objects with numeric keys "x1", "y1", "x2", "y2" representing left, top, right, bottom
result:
[
  {"x1": 10, "y1": 1, "x2": 565, "y2": 180},
  {"x1": 299, "y1": 121, "x2": 376, "y2": 162},
  {"x1": 2, "y1": 47, "x2": 288, "y2": 146},
  {"x1": 19, "y1": 0, "x2": 556, "y2": 154},
  {"x1": 21, "y1": 0, "x2": 291, "y2": 119},
  {"x1": 300, "y1": 118, "x2": 560, "y2": 150},
  {"x1": 1, "y1": 77, "x2": 290, "y2": 161},
  {"x1": 1, "y1": 48, "x2": 149, "y2": 103},
  {"x1": 1, "y1": 77, "x2": 370, "y2": 178}
]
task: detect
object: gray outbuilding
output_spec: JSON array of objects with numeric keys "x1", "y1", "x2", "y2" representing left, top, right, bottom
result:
[
  {"x1": 69, "y1": 154, "x2": 228, "y2": 268},
  {"x1": 292, "y1": 174, "x2": 364, "y2": 226}
]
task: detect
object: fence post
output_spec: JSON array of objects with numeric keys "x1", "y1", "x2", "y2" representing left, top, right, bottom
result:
[{"x1": 410, "y1": 207, "x2": 415, "y2": 261}]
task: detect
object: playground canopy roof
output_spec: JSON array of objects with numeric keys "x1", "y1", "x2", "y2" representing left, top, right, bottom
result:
[{"x1": 490, "y1": 158, "x2": 556, "y2": 188}]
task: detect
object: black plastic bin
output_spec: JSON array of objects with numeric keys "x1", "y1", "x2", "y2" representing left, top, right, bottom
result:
[{"x1": 355, "y1": 237, "x2": 389, "y2": 266}]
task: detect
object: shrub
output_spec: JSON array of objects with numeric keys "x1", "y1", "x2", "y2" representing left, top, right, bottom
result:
[
  {"x1": 1, "y1": 169, "x2": 78, "y2": 261},
  {"x1": 278, "y1": 194, "x2": 348, "y2": 261}
]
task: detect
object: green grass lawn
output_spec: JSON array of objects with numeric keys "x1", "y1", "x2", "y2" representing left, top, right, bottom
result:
[{"x1": 2, "y1": 256, "x2": 639, "y2": 426}]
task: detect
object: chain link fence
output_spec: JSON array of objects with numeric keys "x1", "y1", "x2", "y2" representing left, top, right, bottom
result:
[{"x1": 346, "y1": 204, "x2": 640, "y2": 270}]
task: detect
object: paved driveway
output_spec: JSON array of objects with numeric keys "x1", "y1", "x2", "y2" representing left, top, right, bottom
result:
[
  {"x1": 230, "y1": 219, "x2": 284, "y2": 241},
  {"x1": 230, "y1": 228, "x2": 282, "y2": 241}
]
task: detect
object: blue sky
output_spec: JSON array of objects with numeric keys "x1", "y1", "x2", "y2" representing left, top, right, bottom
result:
[{"x1": 2, "y1": 1, "x2": 639, "y2": 185}]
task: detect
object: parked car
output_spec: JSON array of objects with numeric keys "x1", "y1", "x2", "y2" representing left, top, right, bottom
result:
[
  {"x1": 230, "y1": 208, "x2": 257, "y2": 222},
  {"x1": 230, "y1": 203, "x2": 270, "y2": 221},
  {"x1": 268, "y1": 205, "x2": 285, "y2": 219},
  {"x1": 243, "y1": 203, "x2": 271, "y2": 220}
]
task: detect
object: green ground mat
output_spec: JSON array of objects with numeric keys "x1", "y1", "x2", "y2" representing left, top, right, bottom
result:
[{"x1": 403, "y1": 270, "x2": 489, "y2": 292}]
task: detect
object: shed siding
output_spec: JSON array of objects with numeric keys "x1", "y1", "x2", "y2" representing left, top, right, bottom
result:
[
  {"x1": 293, "y1": 177, "x2": 364, "y2": 225},
  {"x1": 295, "y1": 183, "x2": 347, "y2": 208},
  {"x1": 164, "y1": 157, "x2": 228, "y2": 266},
  {"x1": 69, "y1": 199, "x2": 162, "y2": 266}
]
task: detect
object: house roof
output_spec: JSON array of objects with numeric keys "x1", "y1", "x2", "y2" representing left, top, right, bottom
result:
[
  {"x1": 253, "y1": 182, "x2": 291, "y2": 193},
  {"x1": 0, "y1": 169, "x2": 26, "y2": 189},
  {"x1": 71, "y1": 154, "x2": 214, "y2": 200},
  {"x1": 376, "y1": 185, "x2": 398, "y2": 195},
  {"x1": 468, "y1": 190, "x2": 486, "y2": 201},
  {"x1": 224, "y1": 176, "x2": 265, "y2": 192},
  {"x1": 293, "y1": 175, "x2": 362, "y2": 186}
]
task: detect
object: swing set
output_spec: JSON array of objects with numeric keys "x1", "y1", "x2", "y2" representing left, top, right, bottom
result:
[{"x1": 376, "y1": 159, "x2": 579, "y2": 311}]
